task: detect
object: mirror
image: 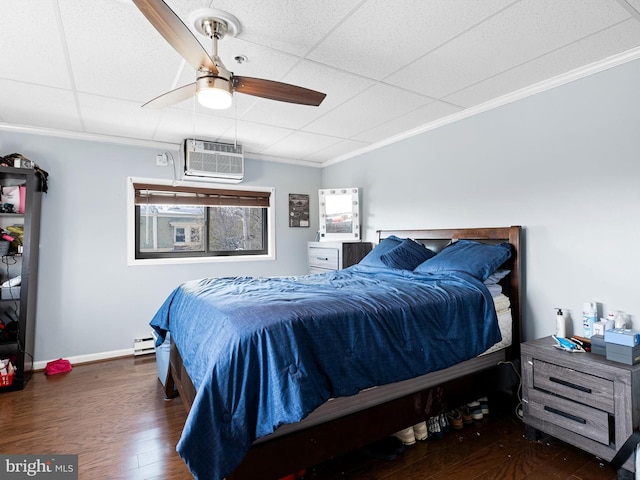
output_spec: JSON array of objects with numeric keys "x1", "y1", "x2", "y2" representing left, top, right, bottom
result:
[{"x1": 318, "y1": 187, "x2": 360, "y2": 241}]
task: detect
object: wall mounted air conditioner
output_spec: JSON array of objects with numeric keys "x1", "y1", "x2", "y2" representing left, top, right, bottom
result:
[{"x1": 181, "y1": 139, "x2": 244, "y2": 183}]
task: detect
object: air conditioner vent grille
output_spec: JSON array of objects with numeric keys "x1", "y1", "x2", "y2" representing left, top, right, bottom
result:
[
  {"x1": 182, "y1": 139, "x2": 244, "y2": 183},
  {"x1": 188, "y1": 152, "x2": 243, "y2": 175}
]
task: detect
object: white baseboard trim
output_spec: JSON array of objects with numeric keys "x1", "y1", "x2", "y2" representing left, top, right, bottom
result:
[{"x1": 33, "y1": 348, "x2": 141, "y2": 371}]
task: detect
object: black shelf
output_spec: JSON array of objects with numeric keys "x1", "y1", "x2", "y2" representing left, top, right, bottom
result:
[{"x1": 0, "y1": 167, "x2": 41, "y2": 392}]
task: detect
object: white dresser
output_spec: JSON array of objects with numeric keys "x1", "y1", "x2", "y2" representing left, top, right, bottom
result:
[{"x1": 307, "y1": 241, "x2": 372, "y2": 274}]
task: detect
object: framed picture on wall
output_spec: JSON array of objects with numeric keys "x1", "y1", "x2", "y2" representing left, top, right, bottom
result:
[{"x1": 289, "y1": 194, "x2": 310, "y2": 227}]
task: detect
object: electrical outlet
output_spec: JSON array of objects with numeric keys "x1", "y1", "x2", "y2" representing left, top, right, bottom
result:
[{"x1": 156, "y1": 153, "x2": 169, "y2": 167}]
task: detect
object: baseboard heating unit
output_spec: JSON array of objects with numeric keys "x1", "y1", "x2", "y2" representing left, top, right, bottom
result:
[{"x1": 133, "y1": 337, "x2": 155, "y2": 356}]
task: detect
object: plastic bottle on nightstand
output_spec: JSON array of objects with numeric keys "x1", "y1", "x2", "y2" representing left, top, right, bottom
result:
[
  {"x1": 582, "y1": 302, "x2": 597, "y2": 338},
  {"x1": 555, "y1": 308, "x2": 566, "y2": 338}
]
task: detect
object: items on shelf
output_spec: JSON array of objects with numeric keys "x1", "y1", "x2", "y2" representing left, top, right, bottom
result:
[{"x1": 0, "y1": 358, "x2": 16, "y2": 387}]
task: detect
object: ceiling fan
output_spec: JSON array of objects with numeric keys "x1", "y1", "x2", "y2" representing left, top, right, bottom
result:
[{"x1": 132, "y1": 0, "x2": 327, "y2": 110}]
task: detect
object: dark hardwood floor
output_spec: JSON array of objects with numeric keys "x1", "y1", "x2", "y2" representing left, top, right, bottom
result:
[{"x1": 0, "y1": 356, "x2": 620, "y2": 479}]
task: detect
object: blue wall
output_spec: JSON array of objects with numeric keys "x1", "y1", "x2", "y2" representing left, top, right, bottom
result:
[
  {"x1": 323, "y1": 59, "x2": 640, "y2": 341},
  {"x1": 0, "y1": 132, "x2": 321, "y2": 362}
]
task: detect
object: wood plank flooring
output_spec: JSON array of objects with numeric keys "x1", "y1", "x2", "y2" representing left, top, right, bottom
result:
[{"x1": 0, "y1": 356, "x2": 621, "y2": 480}]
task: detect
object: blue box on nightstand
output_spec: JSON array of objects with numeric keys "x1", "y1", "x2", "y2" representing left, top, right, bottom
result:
[
  {"x1": 606, "y1": 342, "x2": 640, "y2": 365},
  {"x1": 604, "y1": 328, "x2": 640, "y2": 347}
]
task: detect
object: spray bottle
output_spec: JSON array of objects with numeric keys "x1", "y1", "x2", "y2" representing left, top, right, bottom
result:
[
  {"x1": 555, "y1": 308, "x2": 566, "y2": 338},
  {"x1": 582, "y1": 302, "x2": 597, "y2": 338}
]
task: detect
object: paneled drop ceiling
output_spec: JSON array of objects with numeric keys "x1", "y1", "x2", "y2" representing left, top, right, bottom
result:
[{"x1": 1, "y1": 0, "x2": 640, "y2": 165}]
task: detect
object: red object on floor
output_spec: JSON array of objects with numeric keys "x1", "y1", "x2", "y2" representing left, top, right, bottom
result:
[
  {"x1": 277, "y1": 469, "x2": 306, "y2": 480},
  {"x1": 45, "y1": 358, "x2": 72, "y2": 375}
]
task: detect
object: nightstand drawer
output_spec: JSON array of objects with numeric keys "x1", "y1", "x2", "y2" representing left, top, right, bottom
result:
[
  {"x1": 533, "y1": 359, "x2": 614, "y2": 413},
  {"x1": 308, "y1": 247, "x2": 339, "y2": 270},
  {"x1": 528, "y1": 389, "x2": 611, "y2": 446}
]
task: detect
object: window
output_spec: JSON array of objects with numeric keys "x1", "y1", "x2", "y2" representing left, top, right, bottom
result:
[{"x1": 129, "y1": 179, "x2": 274, "y2": 263}]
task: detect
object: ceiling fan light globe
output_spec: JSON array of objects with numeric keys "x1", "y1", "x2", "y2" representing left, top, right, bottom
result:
[{"x1": 196, "y1": 77, "x2": 233, "y2": 109}]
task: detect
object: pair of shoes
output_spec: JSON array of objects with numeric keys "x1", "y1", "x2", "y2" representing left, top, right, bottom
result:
[
  {"x1": 427, "y1": 417, "x2": 443, "y2": 439},
  {"x1": 479, "y1": 396, "x2": 489, "y2": 415},
  {"x1": 439, "y1": 413, "x2": 450, "y2": 433},
  {"x1": 467, "y1": 400, "x2": 483, "y2": 420},
  {"x1": 460, "y1": 405, "x2": 473, "y2": 424},
  {"x1": 413, "y1": 421, "x2": 428, "y2": 441},
  {"x1": 393, "y1": 426, "x2": 416, "y2": 446},
  {"x1": 446, "y1": 409, "x2": 463, "y2": 430}
]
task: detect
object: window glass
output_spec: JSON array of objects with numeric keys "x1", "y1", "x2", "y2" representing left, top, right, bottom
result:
[{"x1": 130, "y1": 179, "x2": 272, "y2": 262}]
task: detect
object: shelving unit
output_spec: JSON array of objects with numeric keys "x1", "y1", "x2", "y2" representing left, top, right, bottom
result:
[{"x1": 0, "y1": 166, "x2": 42, "y2": 392}]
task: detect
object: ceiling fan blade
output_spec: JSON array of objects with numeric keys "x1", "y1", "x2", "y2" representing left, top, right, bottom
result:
[
  {"x1": 133, "y1": 0, "x2": 217, "y2": 74},
  {"x1": 233, "y1": 76, "x2": 326, "y2": 106},
  {"x1": 142, "y1": 83, "x2": 196, "y2": 108}
]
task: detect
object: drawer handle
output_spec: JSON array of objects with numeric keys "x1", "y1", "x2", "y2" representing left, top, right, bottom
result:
[
  {"x1": 549, "y1": 376, "x2": 592, "y2": 394},
  {"x1": 544, "y1": 406, "x2": 587, "y2": 424},
  {"x1": 316, "y1": 256, "x2": 329, "y2": 261}
]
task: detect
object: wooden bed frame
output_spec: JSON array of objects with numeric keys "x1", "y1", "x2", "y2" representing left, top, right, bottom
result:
[{"x1": 164, "y1": 226, "x2": 522, "y2": 480}]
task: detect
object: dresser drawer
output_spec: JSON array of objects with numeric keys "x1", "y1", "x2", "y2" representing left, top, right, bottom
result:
[
  {"x1": 533, "y1": 359, "x2": 614, "y2": 413},
  {"x1": 528, "y1": 388, "x2": 611, "y2": 446},
  {"x1": 308, "y1": 247, "x2": 339, "y2": 270}
]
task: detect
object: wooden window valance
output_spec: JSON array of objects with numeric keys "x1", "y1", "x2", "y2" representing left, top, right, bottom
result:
[{"x1": 133, "y1": 183, "x2": 271, "y2": 208}]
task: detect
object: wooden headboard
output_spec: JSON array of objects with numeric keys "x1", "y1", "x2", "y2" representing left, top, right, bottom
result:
[{"x1": 377, "y1": 226, "x2": 522, "y2": 357}]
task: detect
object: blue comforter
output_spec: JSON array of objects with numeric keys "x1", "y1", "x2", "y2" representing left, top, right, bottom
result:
[{"x1": 149, "y1": 265, "x2": 501, "y2": 480}]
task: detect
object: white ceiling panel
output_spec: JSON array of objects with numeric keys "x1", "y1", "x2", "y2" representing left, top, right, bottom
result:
[
  {"x1": 303, "y1": 139, "x2": 371, "y2": 163},
  {"x1": 241, "y1": 61, "x2": 376, "y2": 130},
  {"x1": 445, "y1": 18, "x2": 640, "y2": 108},
  {"x1": 392, "y1": 0, "x2": 633, "y2": 100},
  {"x1": 220, "y1": 121, "x2": 296, "y2": 155},
  {"x1": 78, "y1": 94, "x2": 164, "y2": 139},
  {"x1": 303, "y1": 83, "x2": 433, "y2": 138},
  {"x1": 0, "y1": 1, "x2": 72, "y2": 89},
  {"x1": 1, "y1": 1, "x2": 640, "y2": 165},
  {"x1": 58, "y1": 0, "x2": 183, "y2": 101},
  {"x1": 353, "y1": 100, "x2": 463, "y2": 144},
  {"x1": 261, "y1": 131, "x2": 343, "y2": 159},
  {"x1": 196, "y1": 0, "x2": 363, "y2": 56},
  {"x1": 0, "y1": 80, "x2": 82, "y2": 132},
  {"x1": 308, "y1": 0, "x2": 516, "y2": 80},
  {"x1": 152, "y1": 108, "x2": 236, "y2": 144}
]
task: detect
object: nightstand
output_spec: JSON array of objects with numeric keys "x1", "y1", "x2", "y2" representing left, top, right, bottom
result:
[
  {"x1": 307, "y1": 241, "x2": 372, "y2": 274},
  {"x1": 522, "y1": 336, "x2": 640, "y2": 475}
]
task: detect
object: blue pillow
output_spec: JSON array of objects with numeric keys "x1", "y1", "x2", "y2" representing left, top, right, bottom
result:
[
  {"x1": 380, "y1": 238, "x2": 436, "y2": 270},
  {"x1": 358, "y1": 235, "x2": 403, "y2": 268},
  {"x1": 414, "y1": 240, "x2": 511, "y2": 281}
]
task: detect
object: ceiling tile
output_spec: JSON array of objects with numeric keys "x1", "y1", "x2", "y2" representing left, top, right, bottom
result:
[
  {"x1": 302, "y1": 83, "x2": 433, "y2": 138},
  {"x1": 219, "y1": 120, "x2": 295, "y2": 155},
  {"x1": 302, "y1": 139, "x2": 371, "y2": 163},
  {"x1": 152, "y1": 108, "x2": 236, "y2": 145},
  {"x1": 352, "y1": 100, "x2": 463, "y2": 143},
  {"x1": 445, "y1": 18, "x2": 640, "y2": 107},
  {"x1": 0, "y1": 1, "x2": 72, "y2": 89},
  {"x1": 392, "y1": 0, "x2": 632, "y2": 99},
  {"x1": 58, "y1": 0, "x2": 184, "y2": 101},
  {"x1": 78, "y1": 93, "x2": 164, "y2": 139},
  {"x1": 260, "y1": 130, "x2": 343, "y2": 160},
  {"x1": 191, "y1": 0, "x2": 363, "y2": 56},
  {"x1": 240, "y1": 61, "x2": 375, "y2": 130},
  {"x1": 308, "y1": 0, "x2": 515, "y2": 80},
  {"x1": 0, "y1": 80, "x2": 82, "y2": 131}
]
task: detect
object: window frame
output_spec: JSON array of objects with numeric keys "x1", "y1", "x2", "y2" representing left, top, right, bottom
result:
[{"x1": 127, "y1": 177, "x2": 275, "y2": 266}]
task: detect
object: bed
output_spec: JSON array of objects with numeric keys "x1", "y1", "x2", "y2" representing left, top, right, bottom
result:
[{"x1": 151, "y1": 226, "x2": 522, "y2": 480}]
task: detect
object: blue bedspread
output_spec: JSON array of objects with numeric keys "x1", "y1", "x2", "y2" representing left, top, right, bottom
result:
[{"x1": 149, "y1": 265, "x2": 501, "y2": 480}]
